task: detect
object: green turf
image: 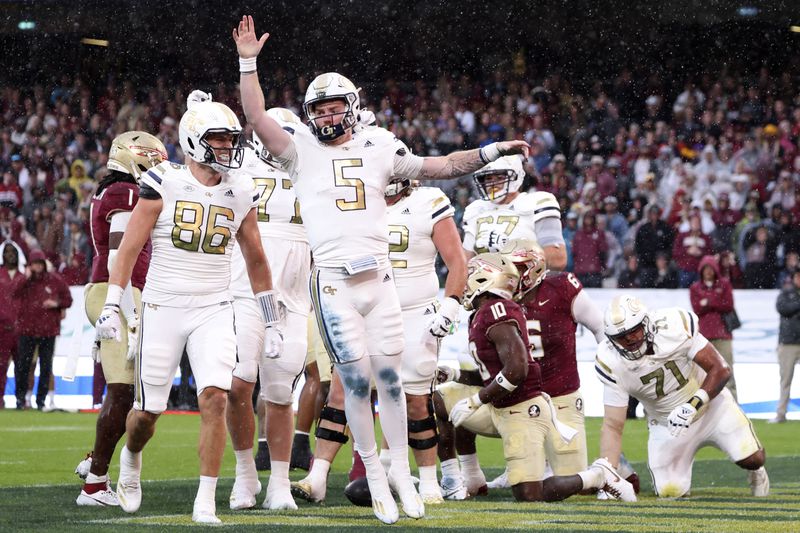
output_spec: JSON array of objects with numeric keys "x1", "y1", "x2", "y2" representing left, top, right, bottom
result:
[{"x1": 1, "y1": 411, "x2": 798, "y2": 531}]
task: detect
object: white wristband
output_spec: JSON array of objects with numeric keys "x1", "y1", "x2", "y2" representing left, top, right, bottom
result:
[
  {"x1": 239, "y1": 56, "x2": 257, "y2": 73},
  {"x1": 479, "y1": 142, "x2": 502, "y2": 164},
  {"x1": 255, "y1": 290, "x2": 280, "y2": 325},
  {"x1": 690, "y1": 388, "x2": 710, "y2": 408},
  {"x1": 495, "y1": 371, "x2": 518, "y2": 392},
  {"x1": 104, "y1": 284, "x2": 124, "y2": 307},
  {"x1": 469, "y1": 392, "x2": 484, "y2": 407}
]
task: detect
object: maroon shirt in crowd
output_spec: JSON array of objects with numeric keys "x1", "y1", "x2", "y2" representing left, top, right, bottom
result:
[
  {"x1": 689, "y1": 255, "x2": 734, "y2": 340},
  {"x1": 519, "y1": 272, "x2": 583, "y2": 398},
  {"x1": 11, "y1": 268, "x2": 73, "y2": 337},
  {"x1": 468, "y1": 296, "x2": 542, "y2": 408}
]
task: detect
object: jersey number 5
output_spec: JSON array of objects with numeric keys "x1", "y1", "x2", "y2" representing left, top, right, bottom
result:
[
  {"x1": 172, "y1": 201, "x2": 234, "y2": 254},
  {"x1": 333, "y1": 159, "x2": 366, "y2": 211}
]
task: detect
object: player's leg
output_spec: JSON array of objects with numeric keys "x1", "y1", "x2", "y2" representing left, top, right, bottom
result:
[
  {"x1": 291, "y1": 360, "x2": 319, "y2": 470},
  {"x1": 226, "y1": 297, "x2": 263, "y2": 510},
  {"x1": 433, "y1": 389, "x2": 468, "y2": 500},
  {"x1": 292, "y1": 344, "x2": 340, "y2": 503},
  {"x1": 118, "y1": 303, "x2": 188, "y2": 513},
  {"x1": 255, "y1": 394, "x2": 270, "y2": 470},
  {"x1": 186, "y1": 301, "x2": 238, "y2": 523},
  {"x1": 705, "y1": 388, "x2": 769, "y2": 496},
  {"x1": 261, "y1": 310, "x2": 307, "y2": 510},
  {"x1": 646, "y1": 421, "x2": 697, "y2": 498}
]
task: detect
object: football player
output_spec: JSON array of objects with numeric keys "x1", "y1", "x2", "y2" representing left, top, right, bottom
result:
[
  {"x1": 462, "y1": 155, "x2": 566, "y2": 270},
  {"x1": 76, "y1": 131, "x2": 167, "y2": 507},
  {"x1": 596, "y1": 295, "x2": 769, "y2": 498},
  {"x1": 234, "y1": 15, "x2": 528, "y2": 524},
  {"x1": 94, "y1": 101, "x2": 282, "y2": 524},
  {"x1": 224, "y1": 103, "x2": 311, "y2": 511},
  {"x1": 443, "y1": 253, "x2": 634, "y2": 502}
]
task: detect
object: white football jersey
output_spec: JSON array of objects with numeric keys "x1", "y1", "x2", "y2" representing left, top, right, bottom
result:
[
  {"x1": 595, "y1": 307, "x2": 709, "y2": 425},
  {"x1": 462, "y1": 191, "x2": 560, "y2": 253},
  {"x1": 229, "y1": 146, "x2": 307, "y2": 299},
  {"x1": 387, "y1": 186, "x2": 455, "y2": 310},
  {"x1": 139, "y1": 161, "x2": 259, "y2": 307},
  {"x1": 275, "y1": 124, "x2": 423, "y2": 269}
]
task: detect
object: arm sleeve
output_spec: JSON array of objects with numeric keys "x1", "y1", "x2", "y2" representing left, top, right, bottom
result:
[
  {"x1": 571, "y1": 289, "x2": 605, "y2": 343},
  {"x1": 109, "y1": 211, "x2": 132, "y2": 234},
  {"x1": 534, "y1": 216, "x2": 565, "y2": 247},
  {"x1": 391, "y1": 140, "x2": 425, "y2": 180}
]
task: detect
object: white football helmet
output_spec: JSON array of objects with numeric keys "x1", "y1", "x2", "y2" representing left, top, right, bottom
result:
[
  {"x1": 499, "y1": 238, "x2": 548, "y2": 301},
  {"x1": 179, "y1": 101, "x2": 244, "y2": 173},
  {"x1": 303, "y1": 72, "x2": 361, "y2": 142},
  {"x1": 251, "y1": 107, "x2": 304, "y2": 168},
  {"x1": 463, "y1": 253, "x2": 520, "y2": 311},
  {"x1": 604, "y1": 295, "x2": 654, "y2": 361},
  {"x1": 473, "y1": 155, "x2": 525, "y2": 203},
  {"x1": 385, "y1": 177, "x2": 412, "y2": 197}
]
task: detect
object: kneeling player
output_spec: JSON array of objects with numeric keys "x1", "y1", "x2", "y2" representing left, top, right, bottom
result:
[
  {"x1": 596, "y1": 295, "x2": 769, "y2": 498},
  {"x1": 447, "y1": 253, "x2": 635, "y2": 502}
]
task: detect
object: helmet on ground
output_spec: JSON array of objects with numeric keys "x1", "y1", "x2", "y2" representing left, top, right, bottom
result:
[
  {"x1": 473, "y1": 155, "x2": 525, "y2": 203},
  {"x1": 107, "y1": 131, "x2": 167, "y2": 179},
  {"x1": 303, "y1": 72, "x2": 361, "y2": 142},
  {"x1": 179, "y1": 101, "x2": 244, "y2": 173},
  {"x1": 463, "y1": 253, "x2": 520, "y2": 311},
  {"x1": 604, "y1": 295, "x2": 653, "y2": 360}
]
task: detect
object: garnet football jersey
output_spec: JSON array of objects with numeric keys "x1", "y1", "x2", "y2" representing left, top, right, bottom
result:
[
  {"x1": 89, "y1": 181, "x2": 150, "y2": 290},
  {"x1": 468, "y1": 296, "x2": 542, "y2": 408}
]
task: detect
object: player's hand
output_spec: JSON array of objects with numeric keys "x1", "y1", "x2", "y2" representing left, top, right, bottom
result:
[
  {"x1": 187, "y1": 90, "x2": 212, "y2": 109},
  {"x1": 125, "y1": 315, "x2": 139, "y2": 361},
  {"x1": 476, "y1": 231, "x2": 508, "y2": 252},
  {"x1": 91, "y1": 333, "x2": 102, "y2": 364},
  {"x1": 428, "y1": 296, "x2": 461, "y2": 337},
  {"x1": 497, "y1": 140, "x2": 531, "y2": 159},
  {"x1": 263, "y1": 325, "x2": 283, "y2": 360},
  {"x1": 95, "y1": 304, "x2": 122, "y2": 342},
  {"x1": 232, "y1": 15, "x2": 270, "y2": 59},
  {"x1": 450, "y1": 393, "x2": 483, "y2": 427},
  {"x1": 436, "y1": 365, "x2": 460, "y2": 384},
  {"x1": 667, "y1": 402, "x2": 697, "y2": 437}
]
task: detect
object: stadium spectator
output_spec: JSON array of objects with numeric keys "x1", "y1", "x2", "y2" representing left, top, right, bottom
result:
[
  {"x1": 617, "y1": 254, "x2": 642, "y2": 289},
  {"x1": 11, "y1": 249, "x2": 72, "y2": 410},
  {"x1": 571, "y1": 211, "x2": 607, "y2": 288},
  {"x1": 603, "y1": 196, "x2": 628, "y2": 246},
  {"x1": 0, "y1": 240, "x2": 25, "y2": 406},
  {"x1": 672, "y1": 214, "x2": 712, "y2": 288},
  {"x1": 652, "y1": 252, "x2": 679, "y2": 289},
  {"x1": 690, "y1": 255, "x2": 738, "y2": 399},
  {"x1": 741, "y1": 224, "x2": 779, "y2": 289},
  {"x1": 634, "y1": 205, "x2": 674, "y2": 288},
  {"x1": 773, "y1": 266, "x2": 800, "y2": 423}
]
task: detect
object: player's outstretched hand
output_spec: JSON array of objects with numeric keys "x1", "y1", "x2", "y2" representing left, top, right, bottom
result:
[
  {"x1": 498, "y1": 140, "x2": 531, "y2": 159},
  {"x1": 667, "y1": 402, "x2": 697, "y2": 438},
  {"x1": 436, "y1": 365, "x2": 460, "y2": 385},
  {"x1": 232, "y1": 15, "x2": 270, "y2": 59}
]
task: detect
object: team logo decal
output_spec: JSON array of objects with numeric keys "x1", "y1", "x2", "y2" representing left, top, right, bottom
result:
[
  {"x1": 528, "y1": 404, "x2": 540, "y2": 418},
  {"x1": 322, "y1": 285, "x2": 337, "y2": 295},
  {"x1": 576, "y1": 398, "x2": 583, "y2": 412}
]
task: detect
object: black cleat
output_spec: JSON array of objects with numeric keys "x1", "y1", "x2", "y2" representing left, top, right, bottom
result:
[{"x1": 290, "y1": 434, "x2": 313, "y2": 471}]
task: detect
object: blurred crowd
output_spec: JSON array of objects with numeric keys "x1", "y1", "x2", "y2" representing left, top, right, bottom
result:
[{"x1": 1, "y1": 65, "x2": 799, "y2": 292}]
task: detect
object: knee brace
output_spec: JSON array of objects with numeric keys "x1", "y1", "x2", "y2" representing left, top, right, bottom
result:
[
  {"x1": 315, "y1": 405, "x2": 349, "y2": 444},
  {"x1": 407, "y1": 398, "x2": 438, "y2": 450}
]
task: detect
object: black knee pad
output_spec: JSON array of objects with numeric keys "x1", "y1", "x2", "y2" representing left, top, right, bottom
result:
[
  {"x1": 315, "y1": 405, "x2": 349, "y2": 444},
  {"x1": 407, "y1": 415, "x2": 438, "y2": 450}
]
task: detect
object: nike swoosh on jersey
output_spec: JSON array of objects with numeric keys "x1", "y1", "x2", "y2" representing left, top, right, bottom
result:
[{"x1": 538, "y1": 299, "x2": 550, "y2": 306}]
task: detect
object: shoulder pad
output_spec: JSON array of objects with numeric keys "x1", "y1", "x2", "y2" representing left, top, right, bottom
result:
[
  {"x1": 594, "y1": 351, "x2": 618, "y2": 385},
  {"x1": 530, "y1": 191, "x2": 561, "y2": 220},
  {"x1": 463, "y1": 199, "x2": 492, "y2": 221}
]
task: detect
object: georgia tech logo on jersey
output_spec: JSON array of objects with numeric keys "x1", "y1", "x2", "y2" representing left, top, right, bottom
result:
[
  {"x1": 528, "y1": 404, "x2": 541, "y2": 418},
  {"x1": 322, "y1": 285, "x2": 337, "y2": 296}
]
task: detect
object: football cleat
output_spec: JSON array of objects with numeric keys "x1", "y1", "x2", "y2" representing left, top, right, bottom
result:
[
  {"x1": 229, "y1": 478, "x2": 262, "y2": 510},
  {"x1": 264, "y1": 477, "x2": 297, "y2": 510},
  {"x1": 748, "y1": 466, "x2": 769, "y2": 497},
  {"x1": 440, "y1": 474, "x2": 469, "y2": 500},
  {"x1": 76, "y1": 481, "x2": 119, "y2": 507},
  {"x1": 487, "y1": 468, "x2": 510, "y2": 490},
  {"x1": 290, "y1": 477, "x2": 326, "y2": 503},
  {"x1": 344, "y1": 477, "x2": 372, "y2": 507},
  {"x1": 591, "y1": 458, "x2": 637, "y2": 502},
  {"x1": 368, "y1": 475, "x2": 399, "y2": 525},
  {"x1": 388, "y1": 469, "x2": 424, "y2": 519},
  {"x1": 75, "y1": 453, "x2": 93, "y2": 480},
  {"x1": 465, "y1": 470, "x2": 488, "y2": 497},
  {"x1": 418, "y1": 480, "x2": 445, "y2": 505},
  {"x1": 192, "y1": 500, "x2": 221, "y2": 524}
]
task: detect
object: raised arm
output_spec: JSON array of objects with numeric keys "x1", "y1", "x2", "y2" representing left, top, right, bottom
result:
[
  {"x1": 233, "y1": 15, "x2": 292, "y2": 157},
  {"x1": 417, "y1": 141, "x2": 530, "y2": 181}
]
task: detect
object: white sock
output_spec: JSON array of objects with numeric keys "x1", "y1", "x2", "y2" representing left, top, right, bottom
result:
[
  {"x1": 195, "y1": 475, "x2": 217, "y2": 506},
  {"x1": 440, "y1": 458, "x2": 461, "y2": 478},
  {"x1": 458, "y1": 453, "x2": 480, "y2": 476},
  {"x1": 307, "y1": 459, "x2": 331, "y2": 485},
  {"x1": 235, "y1": 448, "x2": 256, "y2": 477},
  {"x1": 85, "y1": 473, "x2": 108, "y2": 484},
  {"x1": 121, "y1": 445, "x2": 141, "y2": 470},
  {"x1": 578, "y1": 467, "x2": 603, "y2": 490},
  {"x1": 419, "y1": 465, "x2": 438, "y2": 484},
  {"x1": 359, "y1": 446, "x2": 385, "y2": 481},
  {"x1": 370, "y1": 355, "x2": 408, "y2": 449},
  {"x1": 389, "y1": 445, "x2": 411, "y2": 477},
  {"x1": 379, "y1": 448, "x2": 392, "y2": 473},
  {"x1": 270, "y1": 460, "x2": 290, "y2": 483}
]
